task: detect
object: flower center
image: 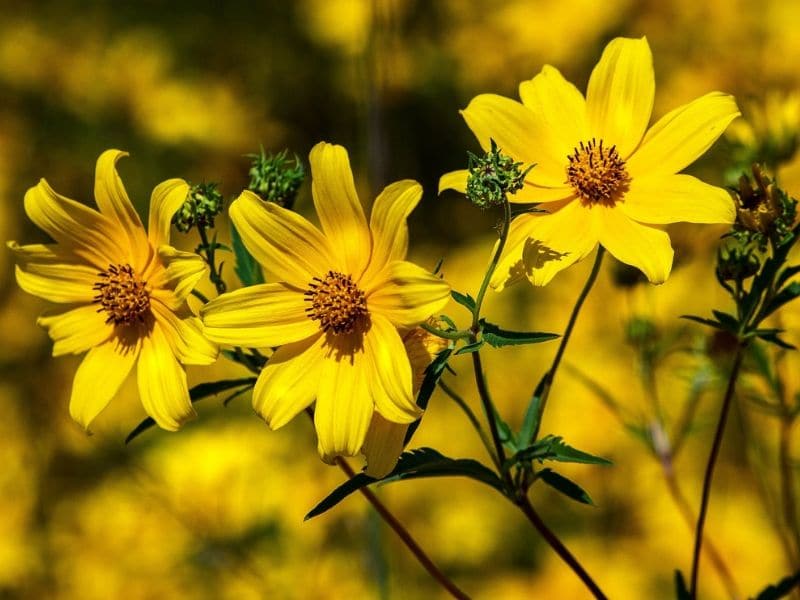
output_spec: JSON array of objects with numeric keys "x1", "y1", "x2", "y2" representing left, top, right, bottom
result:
[
  {"x1": 304, "y1": 270, "x2": 368, "y2": 335},
  {"x1": 566, "y1": 138, "x2": 630, "y2": 205},
  {"x1": 93, "y1": 263, "x2": 151, "y2": 326}
]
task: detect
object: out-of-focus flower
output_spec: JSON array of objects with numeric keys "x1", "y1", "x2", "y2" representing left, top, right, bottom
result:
[
  {"x1": 8, "y1": 150, "x2": 217, "y2": 431},
  {"x1": 201, "y1": 142, "x2": 450, "y2": 462},
  {"x1": 727, "y1": 92, "x2": 800, "y2": 166},
  {"x1": 441, "y1": 37, "x2": 739, "y2": 286}
]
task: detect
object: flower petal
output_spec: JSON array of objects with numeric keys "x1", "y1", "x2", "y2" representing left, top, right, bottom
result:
[
  {"x1": 229, "y1": 191, "x2": 334, "y2": 287},
  {"x1": 490, "y1": 200, "x2": 597, "y2": 289},
  {"x1": 365, "y1": 180, "x2": 421, "y2": 278},
  {"x1": 626, "y1": 92, "x2": 740, "y2": 176},
  {"x1": 366, "y1": 261, "x2": 451, "y2": 328},
  {"x1": 137, "y1": 322, "x2": 194, "y2": 431},
  {"x1": 362, "y1": 414, "x2": 407, "y2": 478},
  {"x1": 586, "y1": 37, "x2": 654, "y2": 157},
  {"x1": 596, "y1": 206, "x2": 674, "y2": 284},
  {"x1": 9, "y1": 241, "x2": 99, "y2": 303},
  {"x1": 513, "y1": 182, "x2": 576, "y2": 204},
  {"x1": 38, "y1": 304, "x2": 114, "y2": 356},
  {"x1": 70, "y1": 336, "x2": 139, "y2": 430},
  {"x1": 148, "y1": 178, "x2": 190, "y2": 249},
  {"x1": 23, "y1": 180, "x2": 123, "y2": 268},
  {"x1": 201, "y1": 283, "x2": 318, "y2": 348},
  {"x1": 461, "y1": 94, "x2": 568, "y2": 187},
  {"x1": 151, "y1": 300, "x2": 218, "y2": 365},
  {"x1": 149, "y1": 246, "x2": 207, "y2": 309},
  {"x1": 438, "y1": 169, "x2": 468, "y2": 194},
  {"x1": 309, "y1": 142, "x2": 371, "y2": 277},
  {"x1": 365, "y1": 314, "x2": 421, "y2": 424},
  {"x1": 252, "y1": 333, "x2": 325, "y2": 428},
  {"x1": 620, "y1": 174, "x2": 736, "y2": 225}
]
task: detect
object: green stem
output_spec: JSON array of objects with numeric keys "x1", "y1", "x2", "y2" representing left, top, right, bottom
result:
[
  {"x1": 438, "y1": 380, "x2": 499, "y2": 468},
  {"x1": 471, "y1": 199, "x2": 512, "y2": 330},
  {"x1": 420, "y1": 322, "x2": 472, "y2": 341},
  {"x1": 471, "y1": 349, "x2": 508, "y2": 477},
  {"x1": 198, "y1": 225, "x2": 227, "y2": 295}
]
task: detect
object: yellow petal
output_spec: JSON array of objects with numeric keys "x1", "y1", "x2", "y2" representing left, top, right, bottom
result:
[
  {"x1": 149, "y1": 246, "x2": 207, "y2": 309},
  {"x1": 9, "y1": 242, "x2": 98, "y2": 303},
  {"x1": 626, "y1": 92, "x2": 740, "y2": 176},
  {"x1": 461, "y1": 94, "x2": 566, "y2": 186},
  {"x1": 148, "y1": 178, "x2": 190, "y2": 249},
  {"x1": 513, "y1": 182, "x2": 575, "y2": 204},
  {"x1": 365, "y1": 314, "x2": 421, "y2": 424},
  {"x1": 229, "y1": 191, "x2": 334, "y2": 287},
  {"x1": 490, "y1": 200, "x2": 597, "y2": 289},
  {"x1": 365, "y1": 261, "x2": 451, "y2": 328},
  {"x1": 364, "y1": 180, "x2": 421, "y2": 279},
  {"x1": 38, "y1": 305, "x2": 113, "y2": 356},
  {"x1": 252, "y1": 333, "x2": 325, "y2": 428},
  {"x1": 70, "y1": 336, "x2": 140, "y2": 430},
  {"x1": 309, "y1": 142, "x2": 371, "y2": 277},
  {"x1": 519, "y1": 64, "x2": 589, "y2": 159},
  {"x1": 586, "y1": 37, "x2": 654, "y2": 157},
  {"x1": 151, "y1": 300, "x2": 218, "y2": 365},
  {"x1": 202, "y1": 283, "x2": 318, "y2": 347},
  {"x1": 23, "y1": 180, "x2": 123, "y2": 268},
  {"x1": 596, "y1": 206, "x2": 674, "y2": 284},
  {"x1": 315, "y1": 336, "x2": 374, "y2": 461},
  {"x1": 438, "y1": 169, "x2": 468, "y2": 194},
  {"x1": 362, "y1": 413, "x2": 407, "y2": 478},
  {"x1": 137, "y1": 322, "x2": 194, "y2": 431},
  {"x1": 620, "y1": 174, "x2": 736, "y2": 225}
]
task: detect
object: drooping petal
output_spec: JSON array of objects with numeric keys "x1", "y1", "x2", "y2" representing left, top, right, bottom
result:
[
  {"x1": 70, "y1": 336, "x2": 139, "y2": 430},
  {"x1": 201, "y1": 283, "x2": 318, "y2": 348},
  {"x1": 620, "y1": 174, "x2": 736, "y2": 225},
  {"x1": 151, "y1": 300, "x2": 218, "y2": 365},
  {"x1": 38, "y1": 304, "x2": 114, "y2": 356},
  {"x1": 626, "y1": 92, "x2": 741, "y2": 176},
  {"x1": 490, "y1": 200, "x2": 597, "y2": 289},
  {"x1": 251, "y1": 333, "x2": 325, "y2": 428},
  {"x1": 362, "y1": 414, "x2": 407, "y2": 478},
  {"x1": 365, "y1": 180, "x2": 421, "y2": 278},
  {"x1": 137, "y1": 322, "x2": 194, "y2": 431},
  {"x1": 596, "y1": 206, "x2": 674, "y2": 284},
  {"x1": 148, "y1": 246, "x2": 207, "y2": 309},
  {"x1": 365, "y1": 261, "x2": 450, "y2": 328},
  {"x1": 229, "y1": 191, "x2": 335, "y2": 287},
  {"x1": 9, "y1": 241, "x2": 99, "y2": 303},
  {"x1": 364, "y1": 314, "x2": 421, "y2": 424},
  {"x1": 461, "y1": 94, "x2": 567, "y2": 187},
  {"x1": 148, "y1": 178, "x2": 190, "y2": 249},
  {"x1": 586, "y1": 37, "x2": 654, "y2": 158},
  {"x1": 309, "y1": 142, "x2": 371, "y2": 277},
  {"x1": 23, "y1": 180, "x2": 123, "y2": 268},
  {"x1": 438, "y1": 169, "x2": 468, "y2": 194}
]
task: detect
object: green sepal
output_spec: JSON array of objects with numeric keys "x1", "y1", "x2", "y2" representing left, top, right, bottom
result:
[
  {"x1": 231, "y1": 222, "x2": 264, "y2": 287},
  {"x1": 480, "y1": 319, "x2": 559, "y2": 348},
  {"x1": 537, "y1": 468, "x2": 595, "y2": 506}
]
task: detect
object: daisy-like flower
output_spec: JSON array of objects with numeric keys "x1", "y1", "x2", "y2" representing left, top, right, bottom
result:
[
  {"x1": 8, "y1": 150, "x2": 218, "y2": 431},
  {"x1": 201, "y1": 142, "x2": 450, "y2": 462},
  {"x1": 440, "y1": 36, "x2": 740, "y2": 287}
]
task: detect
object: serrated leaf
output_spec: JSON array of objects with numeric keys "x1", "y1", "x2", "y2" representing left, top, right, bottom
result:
[
  {"x1": 509, "y1": 435, "x2": 612, "y2": 467},
  {"x1": 231, "y1": 222, "x2": 265, "y2": 286},
  {"x1": 537, "y1": 468, "x2": 594, "y2": 505},
  {"x1": 451, "y1": 290, "x2": 476, "y2": 312},
  {"x1": 753, "y1": 570, "x2": 800, "y2": 600},
  {"x1": 674, "y1": 570, "x2": 692, "y2": 600},
  {"x1": 125, "y1": 377, "x2": 256, "y2": 444},
  {"x1": 455, "y1": 340, "x2": 484, "y2": 355},
  {"x1": 480, "y1": 320, "x2": 560, "y2": 348},
  {"x1": 403, "y1": 347, "x2": 453, "y2": 445},
  {"x1": 305, "y1": 448, "x2": 506, "y2": 519}
]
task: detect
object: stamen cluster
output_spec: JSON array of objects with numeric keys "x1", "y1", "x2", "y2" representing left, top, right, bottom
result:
[
  {"x1": 567, "y1": 138, "x2": 630, "y2": 205},
  {"x1": 304, "y1": 270, "x2": 368, "y2": 335},
  {"x1": 93, "y1": 263, "x2": 151, "y2": 325}
]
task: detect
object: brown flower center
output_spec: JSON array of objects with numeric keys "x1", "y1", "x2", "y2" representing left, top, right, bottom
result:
[
  {"x1": 93, "y1": 263, "x2": 150, "y2": 325},
  {"x1": 305, "y1": 271, "x2": 368, "y2": 335},
  {"x1": 566, "y1": 138, "x2": 630, "y2": 205}
]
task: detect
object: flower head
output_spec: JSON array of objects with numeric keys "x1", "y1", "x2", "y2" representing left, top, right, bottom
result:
[
  {"x1": 8, "y1": 150, "x2": 218, "y2": 431},
  {"x1": 440, "y1": 36, "x2": 740, "y2": 287},
  {"x1": 201, "y1": 142, "x2": 450, "y2": 462}
]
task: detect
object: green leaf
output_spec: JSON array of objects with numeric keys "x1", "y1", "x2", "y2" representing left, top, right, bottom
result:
[
  {"x1": 451, "y1": 290, "x2": 476, "y2": 312},
  {"x1": 305, "y1": 448, "x2": 506, "y2": 519},
  {"x1": 753, "y1": 570, "x2": 800, "y2": 600},
  {"x1": 711, "y1": 310, "x2": 740, "y2": 332},
  {"x1": 537, "y1": 468, "x2": 594, "y2": 506},
  {"x1": 455, "y1": 340, "x2": 484, "y2": 355},
  {"x1": 776, "y1": 264, "x2": 800, "y2": 289},
  {"x1": 674, "y1": 570, "x2": 692, "y2": 600},
  {"x1": 403, "y1": 347, "x2": 453, "y2": 445},
  {"x1": 509, "y1": 435, "x2": 612, "y2": 467},
  {"x1": 763, "y1": 281, "x2": 800, "y2": 318},
  {"x1": 757, "y1": 330, "x2": 797, "y2": 350},
  {"x1": 438, "y1": 314, "x2": 458, "y2": 331},
  {"x1": 125, "y1": 378, "x2": 257, "y2": 444},
  {"x1": 681, "y1": 314, "x2": 724, "y2": 330},
  {"x1": 480, "y1": 320, "x2": 559, "y2": 348},
  {"x1": 518, "y1": 373, "x2": 546, "y2": 447},
  {"x1": 231, "y1": 222, "x2": 265, "y2": 286}
]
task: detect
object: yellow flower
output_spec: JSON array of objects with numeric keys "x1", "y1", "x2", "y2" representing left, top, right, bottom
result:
[
  {"x1": 8, "y1": 150, "x2": 218, "y2": 431},
  {"x1": 201, "y1": 142, "x2": 451, "y2": 462},
  {"x1": 441, "y1": 37, "x2": 740, "y2": 287}
]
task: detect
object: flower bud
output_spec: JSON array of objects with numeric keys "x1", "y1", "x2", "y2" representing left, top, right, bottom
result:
[
  {"x1": 466, "y1": 139, "x2": 529, "y2": 209},
  {"x1": 247, "y1": 148, "x2": 305, "y2": 209},
  {"x1": 172, "y1": 182, "x2": 224, "y2": 233}
]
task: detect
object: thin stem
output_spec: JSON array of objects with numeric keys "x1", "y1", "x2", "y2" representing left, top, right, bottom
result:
[
  {"x1": 471, "y1": 199, "x2": 512, "y2": 329},
  {"x1": 690, "y1": 346, "x2": 745, "y2": 598},
  {"x1": 516, "y1": 495, "x2": 608, "y2": 600},
  {"x1": 438, "y1": 380, "x2": 498, "y2": 467},
  {"x1": 532, "y1": 246, "x2": 605, "y2": 441},
  {"x1": 471, "y1": 349, "x2": 507, "y2": 474},
  {"x1": 779, "y1": 414, "x2": 800, "y2": 567},
  {"x1": 198, "y1": 225, "x2": 227, "y2": 295},
  {"x1": 191, "y1": 289, "x2": 210, "y2": 304},
  {"x1": 335, "y1": 457, "x2": 470, "y2": 600}
]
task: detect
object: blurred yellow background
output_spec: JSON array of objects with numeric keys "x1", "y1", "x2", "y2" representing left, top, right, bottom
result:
[{"x1": 1, "y1": 1, "x2": 799, "y2": 598}]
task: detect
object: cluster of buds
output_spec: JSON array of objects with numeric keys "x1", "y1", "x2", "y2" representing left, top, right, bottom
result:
[
  {"x1": 247, "y1": 148, "x2": 305, "y2": 209},
  {"x1": 716, "y1": 242, "x2": 761, "y2": 282},
  {"x1": 466, "y1": 139, "x2": 530, "y2": 209},
  {"x1": 734, "y1": 165, "x2": 796, "y2": 245},
  {"x1": 172, "y1": 182, "x2": 225, "y2": 233}
]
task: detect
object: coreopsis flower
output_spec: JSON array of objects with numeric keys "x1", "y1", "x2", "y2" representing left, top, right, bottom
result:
[
  {"x1": 440, "y1": 36, "x2": 740, "y2": 287},
  {"x1": 8, "y1": 150, "x2": 218, "y2": 431},
  {"x1": 201, "y1": 142, "x2": 450, "y2": 462}
]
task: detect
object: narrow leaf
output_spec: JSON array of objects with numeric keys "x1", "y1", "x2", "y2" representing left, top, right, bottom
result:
[
  {"x1": 480, "y1": 320, "x2": 559, "y2": 348},
  {"x1": 403, "y1": 347, "x2": 453, "y2": 445},
  {"x1": 681, "y1": 315, "x2": 723, "y2": 330},
  {"x1": 537, "y1": 468, "x2": 594, "y2": 505},
  {"x1": 510, "y1": 435, "x2": 612, "y2": 467},
  {"x1": 231, "y1": 222, "x2": 265, "y2": 286},
  {"x1": 518, "y1": 373, "x2": 547, "y2": 446},
  {"x1": 451, "y1": 290, "x2": 476, "y2": 312},
  {"x1": 753, "y1": 570, "x2": 800, "y2": 600},
  {"x1": 455, "y1": 340, "x2": 484, "y2": 355},
  {"x1": 674, "y1": 570, "x2": 692, "y2": 600}
]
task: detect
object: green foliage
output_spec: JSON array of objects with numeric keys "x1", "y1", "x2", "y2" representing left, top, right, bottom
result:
[
  {"x1": 537, "y1": 468, "x2": 595, "y2": 506},
  {"x1": 450, "y1": 290, "x2": 476, "y2": 312},
  {"x1": 480, "y1": 319, "x2": 559, "y2": 348},
  {"x1": 247, "y1": 148, "x2": 305, "y2": 209},
  {"x1": 173, "y1": 182, "x2": 225, "y2": 233},
  {"x1": 507, "y1": 435, "x2": 612, "y2": 469},
  {"x1": 231, "y1": 222, "x2": 264, "y2": 286},
  {"x1": 674, "y1": 570, "x2": 692, "y2": 600},
  {"x1": 403, "y1": 347, "x2": 453, "y2": 445},
  {"x1": 518, "y1": 374, "x2": 546, "y2": 447},
  {"x1": 455, "y1": 340, "x2": 484, "y2": 355},
  {"x1": 752, "y1": 571, "x2": 800, "y2": 600},
  {"x1": 466, "y1": 139, "x2": 531, "y2": 209}
]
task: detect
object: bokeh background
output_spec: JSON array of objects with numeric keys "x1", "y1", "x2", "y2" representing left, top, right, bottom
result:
[{"x1": 1, "y1": 1, "x2": 800, "y2": 598}]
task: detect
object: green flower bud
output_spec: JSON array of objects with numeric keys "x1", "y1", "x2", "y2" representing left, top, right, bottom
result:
[
  {"x1": 734, "y1": 164, "x2": 797, "y2": 246},
  {"x1": 716, "y1": 243, "x2": 760, "y2": 282},
  {"x1": 466, "y1": 140, "x2": 530, "y2": 209},
  {"x1": 247, "y1": 148, "x2": 305, "y2": 209},
  {"x1": 172, "y1": 182, "x2": 224, "y2": 233}
]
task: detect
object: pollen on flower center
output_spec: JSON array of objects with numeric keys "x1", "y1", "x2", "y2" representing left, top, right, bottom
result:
[
  {"x1": 304, "y1": 270, "x2": 368, "y2": 335},
  {"x1": 566, "y1": 138, "x2": 631, "y2": 205},
  {"x1": 93, "y1": 263, "x2": 151, "y2": 325}
]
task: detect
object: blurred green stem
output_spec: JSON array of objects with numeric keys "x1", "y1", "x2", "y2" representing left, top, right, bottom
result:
[{"x1": 438, "y1": 380, "x2": 499, "y2": 468}]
